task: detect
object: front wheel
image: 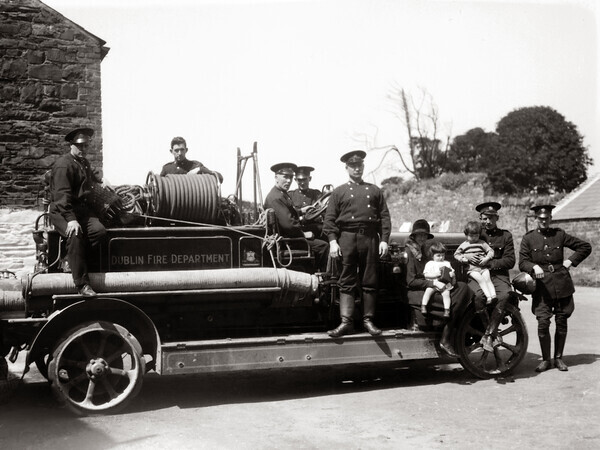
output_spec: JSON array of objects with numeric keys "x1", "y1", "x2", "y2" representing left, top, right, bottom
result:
[
  {"x1": 48, "y1": 321, "x2": 145, "y2": 415},
  {"x1": 456, "y1": 303, "x2": 528, "y2": 379}
]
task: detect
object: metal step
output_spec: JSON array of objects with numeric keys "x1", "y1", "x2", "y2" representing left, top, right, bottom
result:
[{"x1": 160, "y1": 329, "x2": 445, "y2": 375}]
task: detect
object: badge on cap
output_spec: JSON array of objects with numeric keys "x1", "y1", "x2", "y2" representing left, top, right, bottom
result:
[
  {"x1": 65, "y1": 127, "x2": 94, "y2": 144},
  {"x1": 531, "y1": 204, "x2": 555, "y2": 218},
  {"x1": 476, "y1": 201, "x2": 501, "y2": 216},
  {"x1": 340, "y1": 150, "x2": 366, "y2": 164},
  {"x1": 270, "y1": 162, "x2": 297, "y2": 175}
]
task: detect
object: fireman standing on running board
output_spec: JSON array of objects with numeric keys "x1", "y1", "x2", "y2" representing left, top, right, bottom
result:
[{"x1": 323, "y1": 150, "x2": 391, "y2": 338}]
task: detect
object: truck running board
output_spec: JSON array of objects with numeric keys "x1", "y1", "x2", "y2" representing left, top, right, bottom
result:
[{"x1": 161, "y1": 329, "x2": 446, "y2": 375}]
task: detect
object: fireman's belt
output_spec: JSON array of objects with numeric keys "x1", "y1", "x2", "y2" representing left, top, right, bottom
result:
[
  {"x1": 341, "y1": 224, "x2": 378, "y2": 235},
  {"x1": 539, "y1": 262, "x2": 562, "y2": 273}
]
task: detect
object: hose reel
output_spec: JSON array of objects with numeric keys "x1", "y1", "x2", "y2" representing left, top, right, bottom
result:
[{"x1": 145, "y1": 172, "x2": 221, "y2": 224}]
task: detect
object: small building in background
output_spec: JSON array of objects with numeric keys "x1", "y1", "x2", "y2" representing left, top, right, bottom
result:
[
  {"x1": 0, "y1": 0, "x2": 108, "y2": 208},
  {"x1": 551, "y1": 173, "x2": 600, "y2": 285}
]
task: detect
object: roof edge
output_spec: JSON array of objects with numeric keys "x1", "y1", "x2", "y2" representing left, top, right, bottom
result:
[
  {"x1": 37, "y1": 0, "x2": 110, "y2": 59},
  {"x1": 553, "y1": 172, "x2": 600, "y2": 216}
]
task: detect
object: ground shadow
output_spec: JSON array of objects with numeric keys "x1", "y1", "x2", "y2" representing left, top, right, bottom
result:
[{"x1": 3, "y1": 352, "x2": 598, "y2": 417}]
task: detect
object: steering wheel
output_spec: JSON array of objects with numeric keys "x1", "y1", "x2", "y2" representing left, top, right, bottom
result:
[{"x1": 304, "y1": 192, "x2": 331, "y2": 221}]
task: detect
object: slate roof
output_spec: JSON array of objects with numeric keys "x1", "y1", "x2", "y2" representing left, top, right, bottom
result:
[{"x1": 552, "y1": 173, "x2": 600, "y2": 221}]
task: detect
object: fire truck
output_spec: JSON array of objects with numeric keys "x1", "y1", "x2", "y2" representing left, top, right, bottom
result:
[{"x1": 0, "y1": 148, "x2": 529, "y2": 415}]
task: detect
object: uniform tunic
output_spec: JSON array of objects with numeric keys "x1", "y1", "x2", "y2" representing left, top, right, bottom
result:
[
  {"x1": 264, "y1": 186, "x2": 304, "y2": 238},
  {"x1": 49, "y1": 153, "x2": 106, "y2": 287},
  {"x1": 264, "y1": 186, "x2": 328, "y2": 270},
  {"x1": 289, "y1": 188, "x2": 321, "y2": 209},
  {"x1": 519, "y1": 227, "x2": 591, "y2": 330},
  {"x1": 323, "y1": 180, "x2": 391, "y2": 293},
  {"x1": 160, "y1": 159, "x2": 223, "y2": 182}
]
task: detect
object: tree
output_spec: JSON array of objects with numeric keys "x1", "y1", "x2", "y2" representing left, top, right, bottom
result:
[
  {"x1": 446, "y1": 127, "x2": 499, "y2": 173},
  {"x1": 493, "y1": 106, "x2": 592, "y2": 193},
  {"x1": 362, "y1": 86, "x2": 450, "y2": 180}
]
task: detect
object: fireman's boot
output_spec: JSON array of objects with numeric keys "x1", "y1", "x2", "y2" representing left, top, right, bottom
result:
[
  {"x1": 554, "y1": 331, "x2": 568, "y2": 371},
  {"x1": 328, "y1": 293, "x2": 355, "y2": 338},
  {"x1": 477, "y1": 308, "x2": 493, "y2": 352},
  {"x1": 485, "y1": 305, "x2": 505, "y2": 349},
  {"x1": 535, "y1": 332, "x2": 552, "y2": 372},
  {"x1": 362, "y1": 291, "x2": 381, "y2": 336},
  {"x1": 439, "y1": 322, "x2": 458, "y2": 358}
]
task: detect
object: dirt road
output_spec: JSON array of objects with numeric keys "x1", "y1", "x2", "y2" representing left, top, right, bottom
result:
[{"x1": 1, "y1": 287, "x2": 599, "y2": 449}]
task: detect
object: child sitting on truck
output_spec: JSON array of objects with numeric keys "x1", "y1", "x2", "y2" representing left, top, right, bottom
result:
[
  {"x1": 454, "y1": 221, "x2": 497, "y2": 305},
  {"x1": 422, "y1": 241, "x2": 455, "y2": 318}
]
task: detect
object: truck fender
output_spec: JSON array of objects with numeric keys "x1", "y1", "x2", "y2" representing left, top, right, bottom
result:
[{"x1": 27, "y1": 297, "x2": 160, "y2": 373}]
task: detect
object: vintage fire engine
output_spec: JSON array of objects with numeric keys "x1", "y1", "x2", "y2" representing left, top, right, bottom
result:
[{"x1": 0, "y1": 149, "x2": 529, "y2": 414}]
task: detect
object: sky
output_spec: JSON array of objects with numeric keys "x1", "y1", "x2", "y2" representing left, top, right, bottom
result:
[{"x1": 42, "y1": 0, "x2": 599, "y2": 200}]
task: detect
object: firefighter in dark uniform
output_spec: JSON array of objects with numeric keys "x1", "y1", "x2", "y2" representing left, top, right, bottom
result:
[
  {"x1": 48, "y1": 128, "x2": 106, "y2": 297},
  {"x1": 519, "y1": 205, "x2": 591, "y2": 372},
  {"x1": 263, "y1": 162, "x2": 329, "y2": 271},
  {"x1": 323, "y1": 150, "x2": 391, "y2": 337},
  {"x1": 472, "y1": 202, "x2": 516, "y2": 352},
  {"x1": 160, "y1": 136, "x2": 223, "y2": 183},
  {"x1": 289, "y1": 166, "x2": 323, "y2": 237}
]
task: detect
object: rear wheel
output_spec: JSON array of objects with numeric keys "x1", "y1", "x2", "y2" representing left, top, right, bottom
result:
[
  {"x1": 48, "y1": 321, "x2": 145, "y2": 415},
  {"x1": 456, "y1": 303, "x2": 528, "y2": 378}
]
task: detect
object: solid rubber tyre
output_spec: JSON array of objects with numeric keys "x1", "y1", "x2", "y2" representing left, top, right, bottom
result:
[{"x1": 48, "y1": 321, "x2": 145, "y2": 415}]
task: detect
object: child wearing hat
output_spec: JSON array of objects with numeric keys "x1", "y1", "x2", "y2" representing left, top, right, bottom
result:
[
  {"x1": 422, "y1": 241, "x2": 455, "y2": 317},
  {"x1": 455, "y1": 221, "x2": 497, "y2": 304}
]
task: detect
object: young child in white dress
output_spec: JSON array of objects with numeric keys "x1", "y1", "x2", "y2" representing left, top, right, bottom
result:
[{"x1": 422, "y1": 241, "x2": 455, "y2": 318}]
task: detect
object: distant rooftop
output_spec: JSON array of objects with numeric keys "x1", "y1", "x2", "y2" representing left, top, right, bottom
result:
[{"x1": 553, "y1": 173, "x2": 600, "y2": 221}]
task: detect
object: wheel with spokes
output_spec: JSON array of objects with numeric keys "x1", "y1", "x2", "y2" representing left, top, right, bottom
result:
[
  {"x1": 48, "y1": 321, "x2": 145, "y2": 415},
  {"x1": 456, "y1": 303, "x2": 528, "y2": 378}
]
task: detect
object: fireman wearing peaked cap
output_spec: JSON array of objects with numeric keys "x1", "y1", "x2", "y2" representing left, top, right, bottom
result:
[
  {"x1": 469, "y1": 201, "x2": 516, "y2": 353},
  {"x1": 323, "y1": 150, "x2": 391, "y2": 337},
  {"x1": 519, "y1": 204, "x2": 591, "y2": 372},
  {"x1": 263, "y1": 162, "x2": 329, "y2": 272},
  {"x1": 48, "y1": 127, "x2": 106, "y2": 298},
  {"x1": 289, "y1": 165, "x2": 323, "y2": 237}
]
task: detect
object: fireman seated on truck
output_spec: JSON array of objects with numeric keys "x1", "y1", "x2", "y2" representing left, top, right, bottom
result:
[
  {"x1": 263, "y1": 162, "x2": 329, "y2": 272},
  {"x1": 160, "y1": 136, "x2": 223, "y2": 183},
  {"x1": 48, "y1": 127, "x2": 107, "y2": 298}
]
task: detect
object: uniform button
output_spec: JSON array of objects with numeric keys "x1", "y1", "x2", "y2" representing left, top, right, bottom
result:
[
  {"x1": 367, "y1": 195, "x2": 370, "y2": 198},
  {"x1": 369, "y1": 217, "x2": 372, "y2": 220},
  {"x1": 366, "y1": 187, "x2": 369, "y2": 190},
  {"x1": 367, "y1": 204, "x2": 371, "y2": 208},
  {"x1": 351, "y1": 216, "x2": 355, "y2": 219},
  {"x1": 351, "y1": 194, "x2": 354, "y2": 197}
]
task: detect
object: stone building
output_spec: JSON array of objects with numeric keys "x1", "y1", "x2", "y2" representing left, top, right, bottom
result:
[{"x1": 0, "y1": 0, "x2": 108, "y2": 207}]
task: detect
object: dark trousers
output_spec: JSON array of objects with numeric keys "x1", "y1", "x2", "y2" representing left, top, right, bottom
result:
[
  {"x1": 532, "y1": 294, "x2": 574, "y2": 335},
  {"x1": 49, "y1": 204, "x2": 106, "y2": 287},
  {"x1": 338, "y1": 230, "x2": 379, "y2": 294},
  {"x1": 308, "y1": 238, "x2": 329, "y2": 272}
]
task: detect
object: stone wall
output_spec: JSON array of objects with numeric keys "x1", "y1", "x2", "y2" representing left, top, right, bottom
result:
[{"x1": 0, "y1": 0, "x2": 108, "y2": 207}]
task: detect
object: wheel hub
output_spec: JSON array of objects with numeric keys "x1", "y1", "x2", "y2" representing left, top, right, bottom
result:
[{"x1": 87, "y1": 358, "x2": 109, "y2": 379}]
